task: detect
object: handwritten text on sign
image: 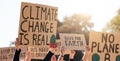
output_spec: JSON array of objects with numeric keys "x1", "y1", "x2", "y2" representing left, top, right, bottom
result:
[
  {"x1": 89, "y1": 32, "x2": 120, "y2": 61},
  {"x1": 0, "y1": 47, "x2": 27, "y2": 61},
  {"x1": 60, "y1": 33, "x2": 86, "y2": 50},
  {"x1": 18, "y1": 2, "x2": 58, "y2": 59}
]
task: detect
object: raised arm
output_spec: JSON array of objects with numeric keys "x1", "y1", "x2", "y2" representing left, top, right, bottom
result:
[
  {"x1": 57, "y1": 46, "x2": 65, "y2": 61},
  {"x1": 82, "y1": 46, "x2": 91, "y2": 61},
  {"x1": 43, "y1": 48, "x2": 55, "y2": 61},
  {"x1": 13, "y1": 38, "x2": 21, "y2": 61}
]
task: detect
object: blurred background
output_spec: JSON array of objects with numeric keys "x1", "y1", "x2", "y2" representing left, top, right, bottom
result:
[{"x1": 0, "y1": 0, "x2": 120, "y2": 47}]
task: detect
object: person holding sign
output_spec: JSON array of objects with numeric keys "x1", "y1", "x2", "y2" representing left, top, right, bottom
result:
[
  {"x1": 13, "y1": 38, "x2": 21, "y2": 61},
  {"x1": 57, "y1": 46, "x2": 90, "y2": 61},
  {"x1": 13, "y1": 38, "x2": 31, "y2": 61},
  {"x1": 57, "y1": 46, "x2": 74, "y2": 61},
  {"x1": 43, "y1": 45, "x2": 57, "y2": 61},
  {"x1": 43, "y1": 34, "x2": 57, "y2": 61}
]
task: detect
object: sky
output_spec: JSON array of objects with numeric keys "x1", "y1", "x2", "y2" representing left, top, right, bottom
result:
[{"x1": 0, "y1": 0, "x2": 120, "y2": 47}]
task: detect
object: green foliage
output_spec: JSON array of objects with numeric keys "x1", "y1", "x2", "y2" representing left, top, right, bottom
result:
[
  {"x1": 58, "y1": 13, "x2": 94, "y2": 33},
  {"x1": 103, "y1": 9, "x2": 120, "y2": 33},
  {"x1": 57, "y1": 13, "x2": 93, "y2": 45}
]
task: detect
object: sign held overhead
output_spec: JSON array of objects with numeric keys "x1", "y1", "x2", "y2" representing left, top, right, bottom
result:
[
  {"x1": 60, "y1": 33, "x2": 86, "y2": 50},
  {"x1": 89, "y1": 31, "x2": 120, "y2": 61},
  {"x1": 18, "y1": 2, "x2": 58, "y2": 59}
]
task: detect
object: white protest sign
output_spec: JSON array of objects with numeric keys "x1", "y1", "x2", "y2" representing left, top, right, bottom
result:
[
  {"x1": 0, "y1": 46, "x2": 27, "y2": 61},
  {"x1": 89, "y1": 31, "x2": 120, "y2": 61},
  {"x1": 18, "y1": 2, "x2": 58, "y2": 59},
  {"x1": 60, "y1": 33, "x2": 86, "y2": 50}
]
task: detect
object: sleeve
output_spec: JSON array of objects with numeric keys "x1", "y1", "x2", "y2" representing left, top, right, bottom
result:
[
  {"x1": 70, "y1": 59, "x2": 74, "y2": 61},
  {"x1": 73, "y1": 50, "x2": 84, "y2": 61},
  {"x1": 43, "y1": 51, "x2": 54, "y2": 61},
  {"x1": 63, "y1": 54, "x2": 70, "y2": 61},
  {"x1": 13, "y1": 49, "x2": 21, "y2": 61}
]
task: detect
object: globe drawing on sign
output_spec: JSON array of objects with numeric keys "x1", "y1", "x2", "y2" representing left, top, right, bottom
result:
[
  {"x1": 116, "y1": 55, "x2": 120, "y2": 61},
  {"x1": 92, "y1": 53, "x2": 100, "y2": 61},
  {"x1": 50, "y1": 34, "x2": 56, "y2": 48},
  {"x1": 50, "y1": 34, "x2": 56, "y2": 43}
]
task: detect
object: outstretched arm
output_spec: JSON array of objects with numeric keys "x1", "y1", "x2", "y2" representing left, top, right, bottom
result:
[
  {"x1": 13, "y1": 38, "x2": 21, "y2": 61},
  {"x1": 43, "y1": 48, "x2": 55, "y2": 61}
]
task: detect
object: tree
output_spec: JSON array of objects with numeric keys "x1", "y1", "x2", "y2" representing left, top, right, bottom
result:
[
  {"x1": 57, "y1": 13, "x2": 94, "y2": 45},
  {"x1": 58, "y1": 13, "x2": 94, "y2": 33},
  {"x1": 103, "y1": 9, "x2": 120, "y2": 33}
]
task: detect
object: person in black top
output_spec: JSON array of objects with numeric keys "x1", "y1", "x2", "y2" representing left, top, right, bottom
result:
[
  {"x1": 72, "y1": 50, "x2": 83, "y2": 61},
  {"x1": 13, "y1": 38, "x2": 21, "y2": 61},
  {"x1": 57, "y1": 46, "x2": 90, "y2": 61},
  {"x1": 43, "y1": 48, "x2": 55, "y2": 61},
  {"x1": 13, "y1": 38, "x2": 31, "y2": 61},
  {"x1": 13, "y1": 37, "x2": 57, "y2": 61},
  {"x1": 43, "y1": 41, "x2": 58, "y2": 61},
  {"x1": 13, "y1": 38, "x2": 90, "y2": 61},
  {"x1": 31, "y1": 45, "x2": 57, "y2": 61}
]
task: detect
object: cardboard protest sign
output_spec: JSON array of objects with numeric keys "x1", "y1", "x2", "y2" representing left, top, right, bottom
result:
[
  {"x1": 18, "y1": 2, "x2": 58, "y2": 59},
  {"x1": 89, "y1": 31, "x2": 120, "y2": 61},
  {"x1": 0, "y1": 46, "x2": 27, "y2": 61},
  {"x1": 60, "y1": 33, "x2": 86, "y2": 50}
]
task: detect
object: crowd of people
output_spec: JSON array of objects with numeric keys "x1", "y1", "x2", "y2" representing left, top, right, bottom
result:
[{"x1": 13, "y1": 38, "x2": 90, "y2": 61}]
